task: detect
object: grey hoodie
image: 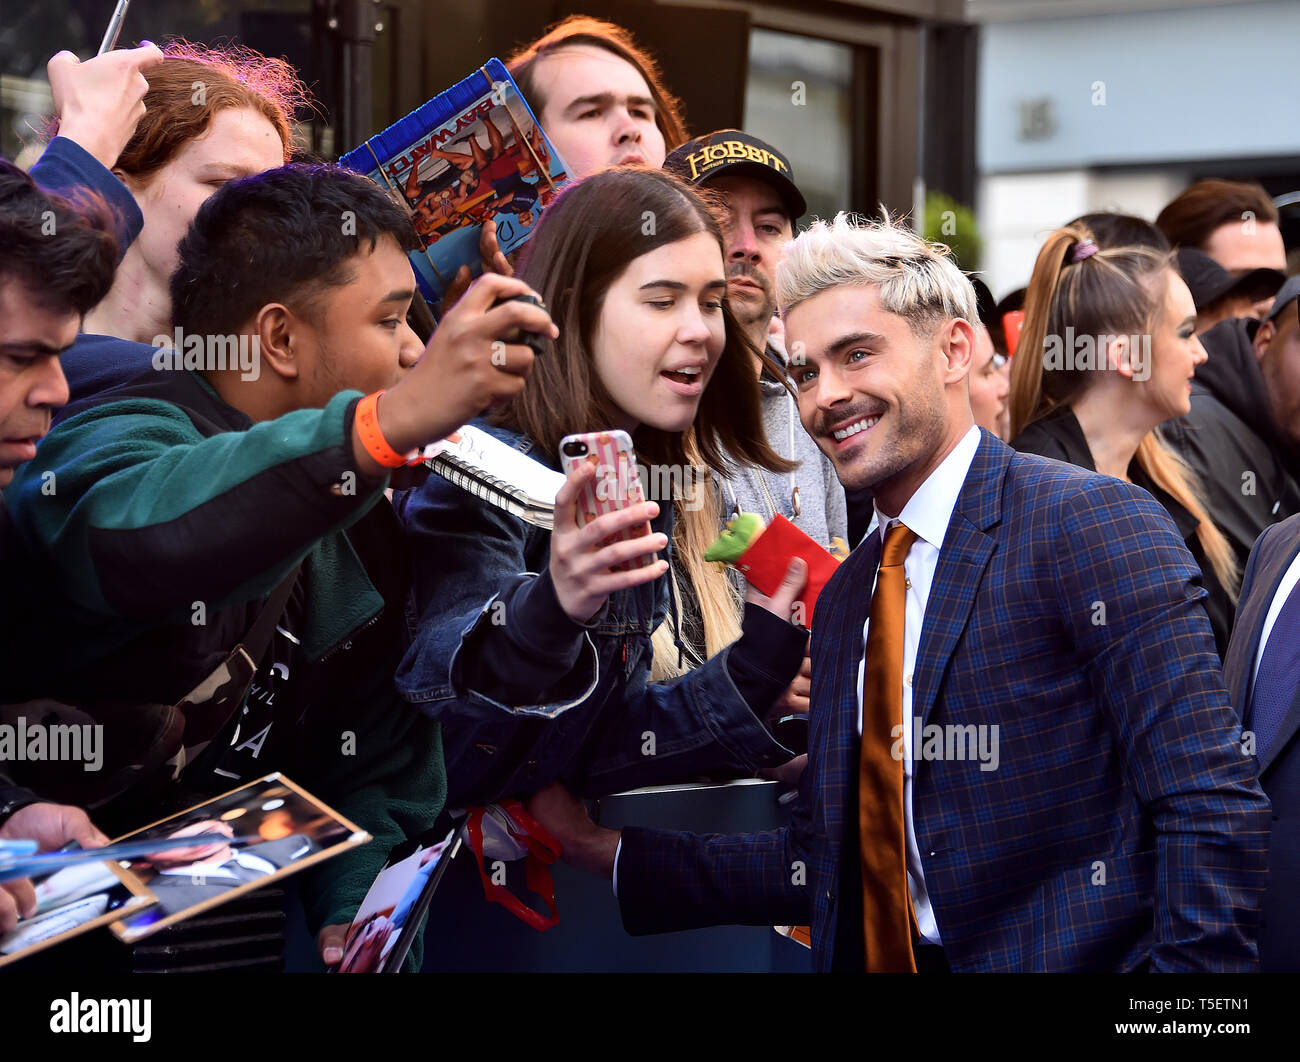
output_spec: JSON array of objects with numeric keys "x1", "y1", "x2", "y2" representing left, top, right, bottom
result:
[{"x1": 717, "y1": 375, "x2": 847, "y2": 549}]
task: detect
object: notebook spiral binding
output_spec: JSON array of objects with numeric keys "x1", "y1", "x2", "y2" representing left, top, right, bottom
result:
[{"x1": 425, "y1": 452, "x2": 554, "y2": 530}]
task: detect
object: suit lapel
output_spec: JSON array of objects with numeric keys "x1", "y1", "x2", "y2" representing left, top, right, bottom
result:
[
  {"x1": 1226, "y1": 535, "x2": 1300, "y2": 712},
  {"x1": 1260, "y1": 683, "x2": 1300, "y2": 776},
  {"x1": 833, "y1": 529, "x2": 880, "y2": 742},
  {"x1": 816, "y1": 530, "x2": 880, "y2": 877},
  {"x1": 1253, "y1": 529, "x2": 1300, "y2": 774},
  {"x1": 913, "y1": 435, "x2": 1006, "y2": 727}
]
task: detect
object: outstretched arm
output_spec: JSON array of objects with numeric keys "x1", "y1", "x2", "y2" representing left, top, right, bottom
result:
[
  {"x1": 530, "y1": 125, "x2": 548, "y2": 168},
  {"x1": 32, "y1": 43, "x2": 165, "y2": 260},
  {"x1": 404, "y1": 162, "x2": 423, "y2": 200},
  {"x1": 527, "y1": 762, "x2": 817, "y2": 934}
]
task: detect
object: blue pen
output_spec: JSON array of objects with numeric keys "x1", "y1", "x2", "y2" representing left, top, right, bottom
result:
[{"x1": 0, "y1": 834, "x2": 262, "y2": 884}]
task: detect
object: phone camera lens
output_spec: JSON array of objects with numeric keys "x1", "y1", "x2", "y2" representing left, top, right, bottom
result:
[{"x1": 561, "y1": 440, "x2": 588, "y2": 458}]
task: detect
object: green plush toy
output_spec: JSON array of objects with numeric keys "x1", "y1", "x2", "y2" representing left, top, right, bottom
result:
[{"x1": 703, "y1": 512, "x2": 767, "y2": 563}]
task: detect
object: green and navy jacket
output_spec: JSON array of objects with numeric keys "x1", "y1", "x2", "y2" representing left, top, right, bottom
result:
[{"x1": 2, "y1": 367, "x2": 444, "y2": 938}]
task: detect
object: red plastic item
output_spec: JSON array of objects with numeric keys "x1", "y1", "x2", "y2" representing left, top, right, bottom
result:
[
  {"x1": 731, "y1": 514, "x2": 841, "y2": 627},
  {"x1": 464, "y1": 801, "x2": 562, "y2": 932},
  {"x1": 1002, "y1": 309, "x2": 1025, "y2": 358}
]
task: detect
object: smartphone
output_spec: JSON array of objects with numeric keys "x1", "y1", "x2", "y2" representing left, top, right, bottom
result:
[{"x1": 558, "y1": 430, "x2": 654, "y2": 571}]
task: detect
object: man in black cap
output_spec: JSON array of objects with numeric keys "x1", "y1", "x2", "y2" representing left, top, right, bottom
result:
[
  {"x1": 666, "y1": 132, "x2": 805, "y2": 354},
  {"x1": 1157, "y1": 179, "x2": 1288, "y2": 320},
  {"x1": 1175, "y1": 247, "x2": 1284, "y2": 334},
  {"x1": 664, "y1": 130, "x2": 845, "y2": 736},
  {"x1": 1164, "y1": 276, "x2": 1300, "y2": 574},
  {"x1": 664, "y1": 131, "x2": 846, "y2": 546}
]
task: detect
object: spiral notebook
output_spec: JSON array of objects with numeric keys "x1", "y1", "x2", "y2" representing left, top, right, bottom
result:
[{"x1": 420, "y1": 425, "x2": 563, "y2": 529}]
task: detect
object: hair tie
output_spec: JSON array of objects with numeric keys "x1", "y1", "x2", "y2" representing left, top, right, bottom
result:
[{"x1": 1070, "y1": 239, "x2": 1099, "y2": 263}]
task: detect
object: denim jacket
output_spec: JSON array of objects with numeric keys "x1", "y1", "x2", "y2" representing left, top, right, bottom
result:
[{"x1": 394, "y1": 424, "x2": 805, "y2": 808}]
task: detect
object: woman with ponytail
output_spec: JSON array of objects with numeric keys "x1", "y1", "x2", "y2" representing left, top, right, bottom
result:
[{"x1": 1009, "y1": 221, "x2": 1237, "y2": 656}]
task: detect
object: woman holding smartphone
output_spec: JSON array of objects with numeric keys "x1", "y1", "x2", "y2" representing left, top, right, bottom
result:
[{"x1": 395, "y1": 167, "x2": 809, "y2": 808}]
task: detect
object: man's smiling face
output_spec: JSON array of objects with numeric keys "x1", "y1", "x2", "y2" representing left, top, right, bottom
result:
[{"x1": 785, "y1": 284, "x2": 957, "y2": 503}]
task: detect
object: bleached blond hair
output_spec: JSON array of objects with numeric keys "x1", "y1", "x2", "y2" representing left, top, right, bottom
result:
[{"x1": 775, "y1": 212, "x2": 977, "y2": 335}]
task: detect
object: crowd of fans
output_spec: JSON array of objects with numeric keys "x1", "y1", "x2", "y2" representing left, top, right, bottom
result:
[{"x1": 2, "y1": 15, "x2": 1298, "y2": 973}]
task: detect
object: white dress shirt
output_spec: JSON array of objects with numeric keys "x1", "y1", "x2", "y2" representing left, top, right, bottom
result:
[
  {"x1": 1251, "y1": 546, "x2": 1300, "y2": 688},
  {"x1": 857, "y1": 425, "x2": 981, "y2": 945}
]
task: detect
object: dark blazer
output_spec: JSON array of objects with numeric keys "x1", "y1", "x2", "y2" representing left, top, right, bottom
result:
[
  {"x1": 1223, "y1": 512, "x2": 1300, "y2": 971},
  {"x1": 1163, "y1": 317, "x2": 1300, "y2": 575},
  {"x1": 1012, "y1": 404, "x2": 1234, "y2": 658},
  {"x1": 617, "y1": 431, "x2": 1270, "y2": 971}
]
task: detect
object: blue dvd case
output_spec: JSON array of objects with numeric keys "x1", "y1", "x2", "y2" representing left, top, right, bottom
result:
[{"x1": 341, "y1": 58, "x2": 569, "y2": 305}]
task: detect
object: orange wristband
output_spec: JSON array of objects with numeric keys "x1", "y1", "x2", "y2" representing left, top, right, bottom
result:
[{"x1": 355, "y1": 390, "x2": 415, "y2": 469}]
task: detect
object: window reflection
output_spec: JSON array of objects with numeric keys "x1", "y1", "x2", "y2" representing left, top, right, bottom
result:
[{"x1": 743, "y1": 28, "x2": 854, "y2": 229}]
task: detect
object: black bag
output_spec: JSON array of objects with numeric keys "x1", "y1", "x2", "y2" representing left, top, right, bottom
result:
[{"x1": 0, "y1": 566, "x2": 300, "y2": 813}]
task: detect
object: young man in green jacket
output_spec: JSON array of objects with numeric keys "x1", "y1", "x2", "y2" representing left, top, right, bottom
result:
[{"x1": 2, "y1": 163, "x2": 555, "y2": 966}]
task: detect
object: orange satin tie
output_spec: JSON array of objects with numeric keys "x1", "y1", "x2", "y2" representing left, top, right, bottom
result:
[{"x1": 859, "y1": 521, "x2": 919, "y2": 972}]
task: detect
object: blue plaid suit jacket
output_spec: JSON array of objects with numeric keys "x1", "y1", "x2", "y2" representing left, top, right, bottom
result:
[{"x1": 618, "y1": 431, "x2": 1270, "y2": 971}]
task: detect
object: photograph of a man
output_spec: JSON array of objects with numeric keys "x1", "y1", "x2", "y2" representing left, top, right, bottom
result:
[
  {"x1": 135, "y1": 818, "x2": 318, "y2": 914},
  {"x1": 109, "y1": 775, "x2": 365, "y2": 941}
]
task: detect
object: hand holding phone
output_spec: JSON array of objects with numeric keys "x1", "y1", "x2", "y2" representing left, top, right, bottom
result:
[
  {"x1": 356, "y1": 274, "x2": 555, "y2": 476},
  {"x1": 550, "y1": 431, "x2": 667, "y2": 623},
  {"x1": 492, "y1": 293, "x2": 549, "y2": 358},
  {"x1": 559, "y1": 431, "x2": 652, "y2": 568}
]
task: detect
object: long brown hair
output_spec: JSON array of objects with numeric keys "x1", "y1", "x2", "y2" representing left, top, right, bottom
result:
[
  {"x1": 1010, "y1": 222, "x2": 1238, "y2": 597},
  {"x1": 507, "y1": 16, "x2": 689, "y2": 151},
  {"x1": 501, "y1": 166, "x2": 792, "y2": 476},
  {"x1": 650, "y1": 455, "x2": 743, "y2": 679},
  {"x1": 113, "y1": 40, "x2": 310, "y2": 181}
]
